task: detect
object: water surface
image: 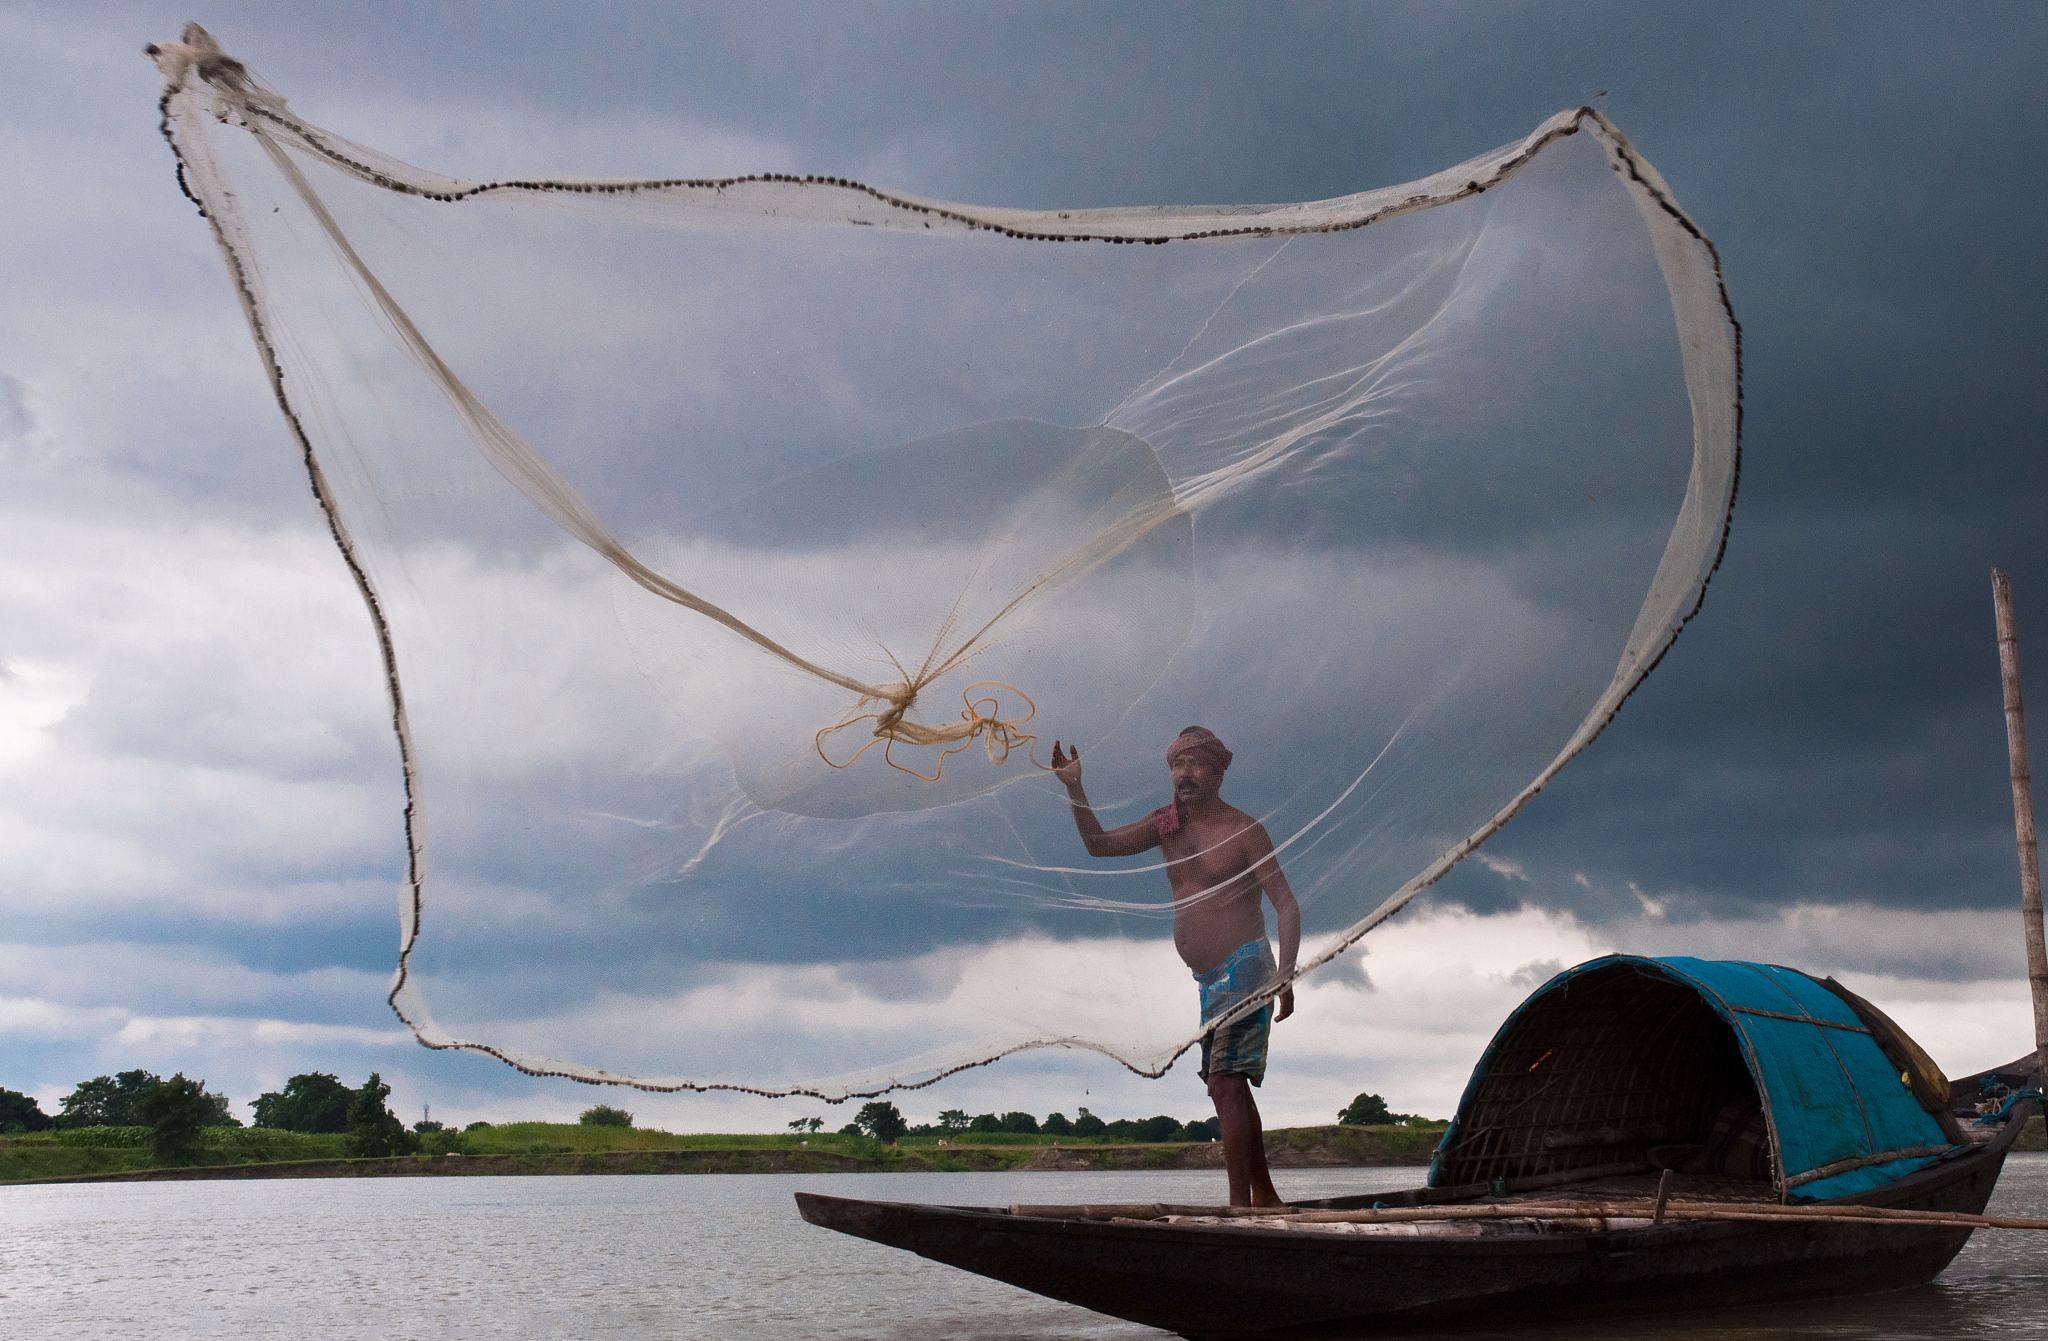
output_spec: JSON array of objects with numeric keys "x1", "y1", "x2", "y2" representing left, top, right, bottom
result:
[{"x1": 4, "y1": 1157, "x2": 2046, "y2": 1337}]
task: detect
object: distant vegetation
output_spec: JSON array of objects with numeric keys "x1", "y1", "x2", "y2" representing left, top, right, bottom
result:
[
  {"x1": 4, "y1": 1071, "x2": 239, "y2": 1164},
  {"x1": 43, "y1": 1071, "x2": 238, "y2": 1131},
  {"x1": 0, "y1": 1124, "x2": 354, "y2": 1181},
  {"x1": 0, "y1": 1116, "x2": 1472, "y2": 1183},
  {"x1": 243, "y1": 1071, "x2": 422, "y2": 1156},
  {"x1": 781, "y1": 1102, "x2": 1227, "y2": 1146},
  {"x1": 136, "y1": 1074, "x2": 216, "y2": 1162},
  {"x1": 3, "y1": 1069, "x2": 1444, "y2": 1178},
  {"x1": 345, "y1": 1073, "x2": 419, "y2": 1157},
  {"x1": 1337, "y1": 1093, "x2": 1444, "y2": 1129},
  {"x1": 3, "y1": 1069, "x2": 425, "y2": 1164},
  {"x1": 251, "y1": 1073, "x2": 353, "y2": 1133},
  {"x1": 0, "y1": 1087, "x2": 53, "y2": 1132}
]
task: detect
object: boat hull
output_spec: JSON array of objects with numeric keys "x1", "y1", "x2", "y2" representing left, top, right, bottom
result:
[{"x1": 795, "y1": 1125, "x2": 2020, "y2": 1338}]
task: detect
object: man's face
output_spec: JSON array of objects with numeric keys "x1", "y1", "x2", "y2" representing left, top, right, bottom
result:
[{"x1": 1170, "y1": 753, "x2": 1223, "y2": 806}]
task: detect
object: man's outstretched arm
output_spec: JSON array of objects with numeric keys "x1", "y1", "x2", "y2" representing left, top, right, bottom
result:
[{"x1": 1051, "y1": 742, "x2": 1161, "y2": 859}]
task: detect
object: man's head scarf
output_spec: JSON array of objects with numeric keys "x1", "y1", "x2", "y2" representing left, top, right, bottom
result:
[
  {"x1": 1167, "y1": 725, "x2": 1233, "y2": 773},
  {"x1": 1157, "y1": 726, "x2": 1232, "y2": 836}
]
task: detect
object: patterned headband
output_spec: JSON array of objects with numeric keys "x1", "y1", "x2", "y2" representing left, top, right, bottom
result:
[{"x1": 1166, "y1": 727, "x2": 1232, "y2": 771}]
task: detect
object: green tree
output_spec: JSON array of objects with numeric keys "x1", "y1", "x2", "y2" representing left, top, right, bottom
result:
[
  {"x1": 55, "y1": 1070, "x2": 160, "y2": 1128},
  {"x1": 837, "y1": 1122, "x2": 862, "y2": 1136},
  {"x1": 345, "y1": 1073, "x2": 421, "y2": 1158},
  {"x1": 1338, "y1": 1093, "x2": 1393, "y2": 1127},
  {"x1": 1133, "y1": 1115, "x2": 1181, "y2": 1143},
  {"x1": 198, "y1": 1087, "x2": 242, "y2": 1127},
  {"x1": 999, "y1": 1111, "x2": 1039, "y2": 1134},
  {"x1": 136, "y1": 1073, "x2": 214, "y2": 1163},
  {"x1": 252, "y1": 1073, "x2": 354, "y2": 1133},
  {"x1": 1041, "y1": 1111, "x2": 1072, "y2": 1136},
  {"x1": 1072, "y1": 1108, "x2": 1106, "y2": 1138},
  {"x1": 969, "y1": 1113, "x2": 1002, "y2": 1133},
  {"x1": 1184, "y1": 1116, "x2": 1220, "y2": 1141},
  {"x1": 579, "y1": 1104, "x2": 634, "y2": 1128},
  {"x1": 0, "y1": 1087, "x2": 53, "y2": 1132},
  {"x1": 854, "y1": 1100, "x2": 907, "y2": 1144},
  {"x1": 787, "y1": 1116, "x2": 824, "y2": 1133},
  {"x1": 936, "y1": 1109, "x2": 970, "y2": 1133}
]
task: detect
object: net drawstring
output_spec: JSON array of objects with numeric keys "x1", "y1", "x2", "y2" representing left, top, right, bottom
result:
[{"x1": 817, "y1": 681, "x2": 1046, "y2": 781}]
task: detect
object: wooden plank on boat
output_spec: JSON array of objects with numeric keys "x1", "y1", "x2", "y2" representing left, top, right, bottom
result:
[
  {"x1": 1782, "y1": 1143, "x2": 1955, "y2": 1188},
  {"x1": 1099, "y1": 1199, "x2": 2048, "y2": 1230}
]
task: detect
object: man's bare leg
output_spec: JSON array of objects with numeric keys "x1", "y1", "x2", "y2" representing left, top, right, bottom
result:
[{"x1": 1209, "y1": 1073, "x2": 1282, "y2": 1207}]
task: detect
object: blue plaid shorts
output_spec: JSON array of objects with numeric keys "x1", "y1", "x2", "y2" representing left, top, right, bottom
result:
[{"x1": 1196, "y1": 939, "x2": 1275, "y2": 1086}]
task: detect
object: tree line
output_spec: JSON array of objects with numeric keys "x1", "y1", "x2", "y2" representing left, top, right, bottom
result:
[
  {"x1": 1335, "y1": 1093, "x2": 1443, "y2": 1128},
  {"x1": 2, "y1": 1070, "x2": 233, "y2": 1133},
  {"x1": 0, "y1": 1070, "x2": 424, "y2": 1163},
  {"x1": 3, "y1": 1076, "x2": 1440, "y2": 1161},
  {"x1": 791, "y1": 1103, "x2": 1224, "y2": 1145},
  {"x1": 796, "y1": 1094, "x2": 1445, "y2": 1144}
]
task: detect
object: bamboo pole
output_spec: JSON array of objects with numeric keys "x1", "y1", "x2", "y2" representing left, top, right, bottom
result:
[
  {"x1": 1116, "y1": 1201, "x2": 2048, "y2": 1231},
  {"x1": 1028, "y1": 1199, "x2": 2048, "y2": 1229},
  {"x1": 1992, "y1": 571, "x2": 2048, "y2": 1089}
]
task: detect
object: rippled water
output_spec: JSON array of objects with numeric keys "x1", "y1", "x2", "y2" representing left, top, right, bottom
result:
[{"x1": 3, "y1": 1157, "x2": 2045, "y2": 1338}]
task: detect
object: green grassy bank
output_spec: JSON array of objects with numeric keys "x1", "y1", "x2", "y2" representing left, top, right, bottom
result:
[
  {"x1": 0, "y1": 1120, "x2": 1449, "y2": 1185},
  {"x1": 10, "y1": 1116, "x2": 2030, "y2": 1186},
  {"x1": 11, "y1": 1115, "x2": 2029, "y2": 1187},
  {"x1": 0, "y1": 1125, "x2": 354, "y2": 1181}
]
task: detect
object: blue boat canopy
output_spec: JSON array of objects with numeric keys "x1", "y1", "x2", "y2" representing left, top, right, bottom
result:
[{"x1": 1430, "y1": 956, "x2": 1967, "y2": 1202}]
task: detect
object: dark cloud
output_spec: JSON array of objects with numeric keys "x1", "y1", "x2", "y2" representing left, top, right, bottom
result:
[
  {"x1": 0, "y1": 373, "x2": 32, "y2": 442},
  {"x1": 1467, "y1": 499, "x2": 2042, "y2": 926},
  {"x1": 227, "y1": 2, "x2": 2048, "y2": 924}
]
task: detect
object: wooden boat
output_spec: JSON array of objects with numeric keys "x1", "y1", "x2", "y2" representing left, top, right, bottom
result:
[{"x1": 797, "y1": 954, "x2": 2039, "y2": 1338}]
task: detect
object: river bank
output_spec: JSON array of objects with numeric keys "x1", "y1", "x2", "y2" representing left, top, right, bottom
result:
[
  {"x1": 0, "y1": 1121, "x2": 1448, "y2": 1186},
  {"x1": 13, "y1": 1117, "x2": 2034, "y2": 1187}
]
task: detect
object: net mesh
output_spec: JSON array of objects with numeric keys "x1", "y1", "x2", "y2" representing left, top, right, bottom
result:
[{"x1": 150, "y1": 25, "x2": 1739, "y2": 1100}]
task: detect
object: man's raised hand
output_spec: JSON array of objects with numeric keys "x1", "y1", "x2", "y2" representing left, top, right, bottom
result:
[{"x1": 1051, "y1": 740, "x2": 1082, "y2": 788}]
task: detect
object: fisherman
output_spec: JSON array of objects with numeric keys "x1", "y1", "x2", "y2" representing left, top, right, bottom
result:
[{"x1": 1050, "y1": 727, "x2": 1301, "y2": 1207}]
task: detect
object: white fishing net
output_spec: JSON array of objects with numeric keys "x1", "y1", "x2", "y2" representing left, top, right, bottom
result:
[{"x1": 150, "y1": 26, "x2": 1738, "y2": 1099}]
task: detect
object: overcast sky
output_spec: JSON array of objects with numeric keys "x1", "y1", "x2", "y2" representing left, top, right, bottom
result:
[{"x1": 2, "y1": 1, "x2": 2044, "y2": 1132}]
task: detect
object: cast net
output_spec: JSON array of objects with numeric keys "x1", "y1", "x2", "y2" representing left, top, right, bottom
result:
[{"x1": 150, "y1": 26, "x2": 1738, "y2": 1099}]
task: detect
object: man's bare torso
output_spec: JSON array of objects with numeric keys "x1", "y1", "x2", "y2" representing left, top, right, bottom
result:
[
  {"x1": 1159, "y1": 803, "x2": 1277, "y2": 973},
  {"x1": 1051, "y1": 735, "x2": 1297, "y2": 980}
]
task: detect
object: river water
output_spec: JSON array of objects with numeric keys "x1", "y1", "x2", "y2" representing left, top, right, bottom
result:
[{"x1": 4, "y1": 1156, "x2": 2046, "y2": 1338}]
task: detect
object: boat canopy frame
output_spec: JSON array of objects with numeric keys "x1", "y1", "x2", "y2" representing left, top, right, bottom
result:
[{"x1": 1430, "y1": 955, "x2": 1965, "y2": 1202}]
